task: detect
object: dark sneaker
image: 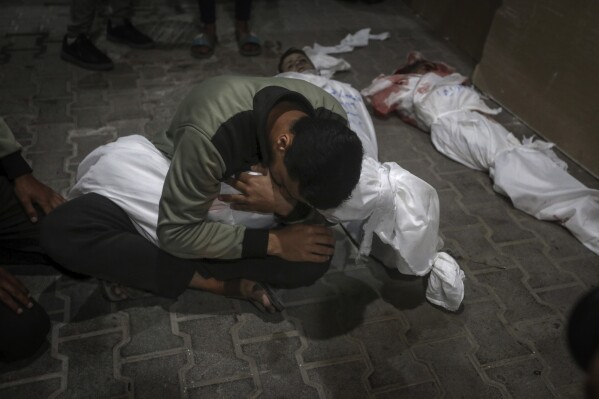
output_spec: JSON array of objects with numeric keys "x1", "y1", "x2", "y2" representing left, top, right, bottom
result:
[
  {"x1": 107, "y1": 20, "x2": 154, "y2": 49},
  {"x1": 60, "y1": 34, "x2": 114, "y2": 71}
]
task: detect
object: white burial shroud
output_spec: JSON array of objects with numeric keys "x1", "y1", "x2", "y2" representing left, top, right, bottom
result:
[
  {"x1": 69, "y1": 73, "x2": 465, "y2": 311},
  {"x1": 362, "y1": 72, "x2": 599, "y2": 256}
]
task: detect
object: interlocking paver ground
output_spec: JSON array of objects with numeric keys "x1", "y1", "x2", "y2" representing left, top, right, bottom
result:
[{"x1": 1, "y1": 0, "x2": 598, "y2": 398}]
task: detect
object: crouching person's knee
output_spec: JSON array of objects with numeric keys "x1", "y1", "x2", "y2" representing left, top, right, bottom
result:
[{"x1": 0, "y1": 301, "x2": 50, "y2": 361}]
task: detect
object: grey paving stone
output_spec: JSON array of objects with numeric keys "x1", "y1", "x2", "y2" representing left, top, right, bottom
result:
[
  {"x1": 462, "y1": 274, "x2": 492, "y2": 302},
  {"x1": 57, "y1": 279, "x2": 120, "y2": 337},
  {"x1": 236, "y1": 312, "x2": 295, "y2": 341},
  {"x1": 499, "y1": 241, "x2": 577, "y2": 290},
  {"x1": 58, "y1": 332, "x2": 128, "y2": 398},
  {"x1": 72, "y1": 106, "x2": 111, "y2": 128},
  {"x1": 412, "y1": 336, "x2": 504, "y2": 398},
  {"x1": 0, "y1": 98, "x2": 34, "y2": 116},
  {"x1": 71, "y1": 90, "x2": 108, "y2": 109},
  {"x1": 401, "y1": 303, "x2": 465, "y2": 345},
  {"x1": 0, "y1": 347, "x2": 62, "y2": 385},
  {"x1": 35, "y1": 78, "x2": 71, "y2": 99},
  {"x1": 28, "y1": 123, "x2": 74, "y2": 152},
  {"x1": 187, "y1": 378, "x2": 256, "y2": 399},
  {"x1": 119, "y1": 304, "x2": 184, "y2": 357},
  {"x1": 376, "y1": 126, "x2": 424, "y2": 164},
  {"x1": 307, "y1": 360, "x2": 371, "y2": 399},
  {"x1": 351, "y1": 319, "x2": 432, "y2": 389},
  {"x1": 437, "y1": 188, "x2": 478, "y2": 230},
  {"x1": 513, "y1": 318, "x2": 585, "y2": 389},
  {"x1": 74, "y1": 72, "x2": 109, "y2": 90},
  {"x1": 67, "y1": 126, "x2": 117, "y2": 165},
  {"x1": 287, "y1": 301, "x2": 362, "y2": 363},
  {"x1": 170, "y1": 289, "x2": 236, "y2": 317},
  {"x1": 486, "y1": 358, "x2": 555, "y2": 399},
  {"x1": 36, "y1": 98, "x2": 73, "y2": 124},
  {"x1": 26, "y1": 150, "x2": 71, "y2": 180},
  {"x1": 558, "y1": 255, "x2": 599, "y2": 289},
  {"x1": 180, "y1": 315, "x2": 250, "y2": 383},
  {"x1": 468, "y1": 202, "x2": 536, "y2": 244},
  {"x1": 122, "y1": 352, "x2": 187, "y2": 398},
  {"x1": 107, "y1": 118, "x2": 150, "y2": 136},
  {"x1": 519, "y1": 218, "x2": 592, "y2": 260},
  {"x1": 460, "y1": 300, "x2": 532, "y2": 365},
  {"x1": 476, "y1": 268, "x2": 556, "y2": 324},
  {"x1": 0, "y1": 378, "x2": 61, "y2": 399},
  {"x1": 443, "y1": 225, "x2": 513, "y2": 271},
  {"x1": 242, "y1": 336, "x2": 319, "y2": 399},
  {"x1": 555, "y1": 383, "x2": 586, "y2": 399},
  {"x1": 374, "y1": 381, "x2": 440, "y2": 399},
  {"x1": 447, "y1": 169, "x2": 498, "y2": 207}
]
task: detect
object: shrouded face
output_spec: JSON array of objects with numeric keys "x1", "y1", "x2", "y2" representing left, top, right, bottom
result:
[{"x1": 280, "y1": 52, "x2": 316, "y2": 73}]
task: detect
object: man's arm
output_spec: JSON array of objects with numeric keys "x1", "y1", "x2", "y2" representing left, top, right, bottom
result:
[
  {"x1": 0, "y1": 117, "x2": 64, "y2": 222},
  {"x1": 157, "y1": 129, "x2": 269, "y2": 259},
  {"x1": 0, "y1": 118, "x2": 32, "y2": 179}
]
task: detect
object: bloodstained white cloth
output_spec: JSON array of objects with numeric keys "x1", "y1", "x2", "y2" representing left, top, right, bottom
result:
[{"x1": 362, "y1": 71, "x2": 599, "y2": 255}]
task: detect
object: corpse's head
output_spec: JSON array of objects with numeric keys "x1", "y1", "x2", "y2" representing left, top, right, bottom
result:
[
  {"x1": 266, "y1": 101, "x2": 363, "y2": 210},
  {"x1": 394, "y1": 51, "x2": 455, "y2": 76},
  {"x1": 278, "y1": 48, "x2": 317, "y2": 74}
]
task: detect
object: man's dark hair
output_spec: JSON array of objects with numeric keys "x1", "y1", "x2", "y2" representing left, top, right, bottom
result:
[
  {"x1": 278, "y1": 48, "x2": 309, "y2": 73},
  {"x1": 285, "y1": 116, "x2": 363, "y2": 210}
]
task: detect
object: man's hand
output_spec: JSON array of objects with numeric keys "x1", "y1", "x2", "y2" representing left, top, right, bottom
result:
[
  {"x1": 13, "y1": 173, "x2": 65, "y2": 223},
  {"x1": 219, "y1": 167, "x2": 295, "y2": 216},
  {"x1": 0, "y1": 267, "x2": 33, "y2": 314},
  {"x1": 267, "y1": 224, "x2": 335, "y2": 263}
]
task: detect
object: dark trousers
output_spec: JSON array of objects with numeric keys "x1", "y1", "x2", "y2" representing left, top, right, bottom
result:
[
  {"x1": 41, "y1": 193, "x2": 329, "y2": 298},
  {"x1": 198, "y1": 0, "x2": 252, "y2": 24},
  {"x1": 0, "y1": 177, "x2": 51, "y2": 361}
]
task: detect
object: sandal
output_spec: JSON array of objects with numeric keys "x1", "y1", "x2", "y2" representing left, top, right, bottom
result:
[
  {"x1": 224, "y1": 280, "x2": 284, "y2": 313},
  {"x1": 101, "y1": 280, "x2": 147, "y2": 302},
  {"x1": 236, "y1": 32, "x2": 262, "y2": 57},
  {"x1": 190, "y1": 33, "x2": 217, "y2": 59}
]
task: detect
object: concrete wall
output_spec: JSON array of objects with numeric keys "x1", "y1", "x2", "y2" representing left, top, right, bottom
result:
[
  {"x1": 403, "y1": 0, "x2": 501, "y2": 61},
  {"x1": 473, "y1": 0, "x2": 599, "y2": 176}
]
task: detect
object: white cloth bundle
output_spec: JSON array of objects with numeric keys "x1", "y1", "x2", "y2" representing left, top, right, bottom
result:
[
  {"x1": 362, "y1": 71, "x2": 599, "y2": 256},
  {"x1": 303, "y1": 28, "x2": 390, "y2": 78},
  {"x1": 277, "y1": 72, "x2": 378, "y2": 159},
  {"x1": 322, "y1": 157, "x2": 465, "y2": 311},
  {"x1": 69, "y1": 135, "x2": 276, "y2": 245}
]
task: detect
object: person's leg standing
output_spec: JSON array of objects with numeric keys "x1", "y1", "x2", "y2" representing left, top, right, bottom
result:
[
  {"x1": 106, "y1": 0, "x2": 154, "y2": 49},
  {"x1": 61, "y1": 0, "x2": 115, "y2": 70},
  {"x1": 191, "y1": 0, "x2": 217, "y2": 58},
  {"x1": 234, "y1": 0, "x2": 261, "y2": 56}
]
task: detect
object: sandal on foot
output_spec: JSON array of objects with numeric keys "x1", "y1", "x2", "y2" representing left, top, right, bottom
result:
[
  {"x1": 101, "y1": 280, "x2": 147, "y2": 302},
  {"x1": 224, "y1": 280, "x2": 284, "y2": 313},
  {"x1": 259, "y1": 283, "x2": 284, "y2": 312},
  {"x1": 190, "y1": 33, "x2": 217, "y2": 59},
  {"x1": 236, "y1": 32, "x2": 262, "y2": 57}
]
